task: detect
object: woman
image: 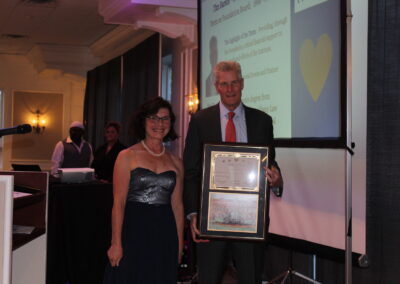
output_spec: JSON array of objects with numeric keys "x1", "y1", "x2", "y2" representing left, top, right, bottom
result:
[
  {"x1": 103, "y1": 97, "x2": 184, "y2": 284},
  {"x1": 92, "y1": 122, "x2": 126, "y2": 183}
]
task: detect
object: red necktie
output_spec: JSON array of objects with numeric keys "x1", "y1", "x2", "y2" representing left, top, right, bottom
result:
[{"x1": 225, "y1": 111, "x2": 236, "y2": 142}]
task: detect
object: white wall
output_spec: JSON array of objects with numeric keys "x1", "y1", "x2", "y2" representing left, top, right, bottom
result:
[{"x1": 0, "y1": 54, "x2": 86, "y2": 171}]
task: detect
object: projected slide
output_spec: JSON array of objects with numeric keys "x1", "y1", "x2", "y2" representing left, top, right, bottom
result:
[{"x1": 200, "y1": 0, "x2": 341, "y2": 139}]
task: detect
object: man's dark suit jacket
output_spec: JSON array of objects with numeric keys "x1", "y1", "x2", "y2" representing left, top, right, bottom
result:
[{"x1": 183, "y1": 103, "x2": 279, "y2": 226}]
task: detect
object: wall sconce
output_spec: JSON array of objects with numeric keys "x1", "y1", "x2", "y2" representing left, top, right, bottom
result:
[
  {"x1": 31, "y1": 110, "x2": 46, "y2": 134},
  {"x1": 186, "y1": 88, "x2": 199, "y2": 115}
]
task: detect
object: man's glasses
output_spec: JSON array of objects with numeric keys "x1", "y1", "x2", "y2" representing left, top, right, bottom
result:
[
  {"x1": 217, "y1": 79, "x2": 242, "y2": 90},
  {"x1": 146, "y1": 115, "x2": 171, "y2": 124}
]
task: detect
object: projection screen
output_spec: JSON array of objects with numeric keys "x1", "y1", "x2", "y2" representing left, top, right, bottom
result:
[{"x1": 199, "y1": 0, "x2": 366, "y2": 255}]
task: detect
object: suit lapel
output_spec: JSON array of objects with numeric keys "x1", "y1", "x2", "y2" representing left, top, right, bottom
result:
[
  {"x1": 208, "y1": 104, "x2": 222, "y2": 142},
  {"x1": 244, "y1": 105, "x2": 255, "y2": 143}
]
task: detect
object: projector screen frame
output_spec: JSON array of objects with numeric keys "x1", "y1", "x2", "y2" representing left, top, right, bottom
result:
[
  {"x1": 197, "y1": 0, "x2": 354, "y2": 260},
  {"x1": 267, "y1": 233, "x2": 365, "y2": 266}
]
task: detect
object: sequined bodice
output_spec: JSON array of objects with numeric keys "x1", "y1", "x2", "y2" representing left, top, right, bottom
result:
[{"x1": 126, "y1": 167, "x2": 176, "y2": 205}]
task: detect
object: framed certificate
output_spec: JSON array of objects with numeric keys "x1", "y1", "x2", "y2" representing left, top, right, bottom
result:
[{"x1": 199, "y1": 144, "x2": 270, "y2": 240}]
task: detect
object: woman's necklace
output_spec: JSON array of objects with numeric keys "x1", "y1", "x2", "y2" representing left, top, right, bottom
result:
[{"x1": 141, "y1": 140, "x2": 165, "y2": 157}]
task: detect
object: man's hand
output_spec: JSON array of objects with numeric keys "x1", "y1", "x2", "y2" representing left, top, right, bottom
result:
[
  {"x1": 189, "y1": 214, "x2": 210, "y2": 243},
  {"x1": 264, "y1": 165, "x2": 283, "y2": 188}
]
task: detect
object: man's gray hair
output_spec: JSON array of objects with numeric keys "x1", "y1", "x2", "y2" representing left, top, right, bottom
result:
[{"x1": 213, "y1": 61, "x2": 242, "y2": 83}]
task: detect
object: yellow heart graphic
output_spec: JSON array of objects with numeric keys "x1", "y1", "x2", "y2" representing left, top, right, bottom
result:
[{"x1": 299, "y1": 34, "x2": 332, "y2": 102}]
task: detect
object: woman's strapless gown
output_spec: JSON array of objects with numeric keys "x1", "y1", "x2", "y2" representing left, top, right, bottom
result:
[{"x1": 103, "y1": 167, "x2": 178, "y2": 284}]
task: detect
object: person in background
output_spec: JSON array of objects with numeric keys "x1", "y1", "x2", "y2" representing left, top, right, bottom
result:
[
  {"x1": 51, "y1": 121, "x2": 93, "y2": 176},
  {"x1": 104, "y1": 97, "x2": 184, "y2": 284},
  {"x1": 183, "y1": 61, "x2": 283, "y2": 284},
  {"x1": 92, "y1": 121, "x2": 126, "y2": 183}
]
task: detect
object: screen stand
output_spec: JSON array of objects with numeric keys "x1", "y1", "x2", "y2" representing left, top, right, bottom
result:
[{"x1": 266, "y1": 251, "x2": 322, "y2": 284}]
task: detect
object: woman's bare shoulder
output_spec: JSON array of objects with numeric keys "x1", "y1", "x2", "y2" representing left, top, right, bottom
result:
[
  {"x1": 120, "y1": 143, "x2": 140, "y2": 154},
  {"x1": 117, "y1": 143, "x2": 141, "y2": 162},
  {"x1": 168, "y1": 153, "x2": 183, "y2": 173}
]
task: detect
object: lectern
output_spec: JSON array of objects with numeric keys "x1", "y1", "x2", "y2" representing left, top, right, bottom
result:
[
  {"x1": 0, "y1": 171, "x2": 48, "y2": 284},
  {"x1": 0, "y1": 175, "x2": 13, "y2": 284}
]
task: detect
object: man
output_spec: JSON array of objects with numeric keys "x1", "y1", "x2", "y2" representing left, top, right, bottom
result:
[
  {"x1": 183, "y1": 61, "x2": 283, "y2": 284},
  {"x1": 51, "y1": 121, "x2": 93, "y2": 176}
]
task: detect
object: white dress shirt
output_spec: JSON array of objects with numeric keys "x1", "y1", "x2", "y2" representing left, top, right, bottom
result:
[{"x1": 219, "y1": 101, "x2": 247, "y2": 142}]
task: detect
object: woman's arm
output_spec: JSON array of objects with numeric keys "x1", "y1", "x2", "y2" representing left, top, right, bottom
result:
[
  {"x1": 171, "y1": 156, "x2": 185, "y2": 263},
  {"x1": 107, "y1": 149, "x2": 131, "y2": 266}
]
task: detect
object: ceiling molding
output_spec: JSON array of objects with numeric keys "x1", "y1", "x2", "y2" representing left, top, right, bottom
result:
[
  {"x1": 156, "y1": 6, "x2": 197, "y2": 24},
  {"x1": 0, "y1": 35, "x2": 33, "y2": 55},
  {"x1": 1, "y1": 0, "x2": 199, "y2": 76},
  {"x1": 90, "y1": 25, "x2": 155, "y2": 64},
  {"x1": 27, "y1": 44, "x2": 100, "y2": 77},
  {"x1": 136, "y1": 20, "x2": 197, "y2": 47},
  {"x1": 131, "y1": 0, "x2": 196, "y2": 9},
  {"x1": 99, "y1": 0, "x2": 198, "y2": 46}
]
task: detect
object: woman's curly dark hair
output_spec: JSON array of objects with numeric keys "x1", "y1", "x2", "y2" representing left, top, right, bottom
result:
[{"x1": 130, "y1": 97, "x2": 178, "y2": 142}]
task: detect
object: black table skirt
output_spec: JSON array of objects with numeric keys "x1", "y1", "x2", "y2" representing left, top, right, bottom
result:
[{"x1": 46, "y1": 181, "x2": 113, "y2": 284}]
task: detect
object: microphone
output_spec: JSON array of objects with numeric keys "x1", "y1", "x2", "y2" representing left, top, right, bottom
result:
[{"x1": 0, "y1": 124, "x2": 32, "y2": 137}]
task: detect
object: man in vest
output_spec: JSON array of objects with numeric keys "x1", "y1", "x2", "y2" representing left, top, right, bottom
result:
[{"x1": 51, "y1": 121, "x2": 93, "y2": 176}]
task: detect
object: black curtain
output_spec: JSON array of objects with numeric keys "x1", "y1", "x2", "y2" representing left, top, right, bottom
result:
[
  {"x1": 84, "y1": 34, "x2": 160, "y2": 149},
  {"x1": 362, "y1": 0, "x2": 400, "y2": 283},
  {"x1": 263, "y1": 1, "x2": 400, "y2": 283},
  {"x1": 84, "y1": 56, "x2": 122, "y2": 150},
  {"x1": 120, "y1": 34, "x2": 160, "y2": 146}
]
